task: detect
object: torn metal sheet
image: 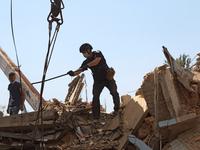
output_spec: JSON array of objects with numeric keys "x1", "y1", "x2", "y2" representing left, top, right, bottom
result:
[
  {"x1": 0, "y1": 47, "x2": 47, "y2": 110},
  {"x1": 128, "y1": 135, "x2": 152, "y2": 150},
  {"x1": 162, "y1": 46, "x2": 194, "y2": 92}
]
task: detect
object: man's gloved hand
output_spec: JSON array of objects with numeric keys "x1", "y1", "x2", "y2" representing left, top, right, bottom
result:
[
  {"x1": 7, "y1": 106, "x2": 9, "y2": 114},
  {"x1": 67, "y1": 70, "x2": 74, "y2": 76},
  {"x1": 81, "y1": 65, "x2": 88, "y2": 71},
  {"x1": 20, "y1": 104, "x2": 24, "y2": 111}
]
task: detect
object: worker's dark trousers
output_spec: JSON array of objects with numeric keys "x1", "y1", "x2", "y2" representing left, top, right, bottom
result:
[{"x1": 92, "y1": 79, "x2": 120, "y2": 119}]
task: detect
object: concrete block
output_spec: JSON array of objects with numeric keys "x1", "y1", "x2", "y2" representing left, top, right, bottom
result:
[
  {"x1": 121, "y1": 94, "x2": 131, "y2": 105},
  {"x1": 159, "y1": 113, "x2": 197, "y2": 141},
  {"x1": 159, "y1": 68, "x2": 180, "y2": 118},
  {"x1": 141, "y1": 70, "x2": 172, "y2": 122},
  {"x1": 0, "y1": 109, "x2": 58, "y2": 132},
  {"x1": 104, "y1": 95, "x2": 148, "y2": 150}
]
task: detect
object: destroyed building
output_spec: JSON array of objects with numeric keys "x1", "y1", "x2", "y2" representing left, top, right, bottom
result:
[{"x1": 1, "y1": 46, "x2": 200, "y2": 150}]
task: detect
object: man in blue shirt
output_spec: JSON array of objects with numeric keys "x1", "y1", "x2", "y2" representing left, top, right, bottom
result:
[
  {"x1": 67, "y1": 43, "x2": 120, "y2": 124},
  {"x1": 7, "y1": 72, "x2": 26, "y2": 115}
]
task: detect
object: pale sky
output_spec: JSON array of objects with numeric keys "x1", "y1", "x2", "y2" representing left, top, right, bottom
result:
[{"x1": 0, "y1": 1, "x2": 199, "y2": 113}]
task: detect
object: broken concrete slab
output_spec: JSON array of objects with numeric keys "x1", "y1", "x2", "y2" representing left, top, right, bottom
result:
[
  {"x1": 121, "y1": 94, "x2": 131, "y2": 106},
  {"x1": 0, "y1": 109, "x2": 58, "y2": 124},
  {"x1": 0, "y1": 131, "x2": 33, "y2": 140},
  {"x1": 0, "y1": 109, "x2": 58, "y2": 132},
  {"x1": 159, "y1": 67, "x2": 180, "y2": 118},
  {"x1": 162, "y1": 138, "x2": 189, "y2": 150},
  {"x1": 0, "y1": 120, "x2": 55, "y2": 133},
  {"x1": 142, "y1": 71, "x2": 172, "y2": 122},
  {"x1": 101, "y1": 95, "x2": 149, "y2": 149},
  {"x1": 159, "y1": 113, "x2": 197, "y2": 141},
  {"x1": 117, "y1": 95, "x2": 148, "y2": 150}
]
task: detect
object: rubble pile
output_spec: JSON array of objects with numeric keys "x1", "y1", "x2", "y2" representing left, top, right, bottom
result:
[
  {"x1": 0, "y1": 95, "x2": 150, "y2": 150},
  {"x1": 1, "y1": 47, "x2": 200, "y2": 149}
]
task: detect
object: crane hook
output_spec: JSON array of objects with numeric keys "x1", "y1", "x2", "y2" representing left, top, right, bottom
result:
[{"x1": 47, "y1": 0, "x2": 65, "y2": 25}]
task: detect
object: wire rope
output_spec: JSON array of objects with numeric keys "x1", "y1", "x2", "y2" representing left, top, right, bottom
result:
[{"x1": 10, "y1": 0, "x2": 24, "y2": 149}]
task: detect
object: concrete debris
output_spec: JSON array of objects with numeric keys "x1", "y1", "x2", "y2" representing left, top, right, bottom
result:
[
  {"x1": 121, "y1": 94, "x2": 131, "y2": 106},
  {"x1": 1, "y1": 46, "x2": 200, "y2": 150},
  {"x1": 159, "y1": 113, "x2": 197, "y2": 141}
]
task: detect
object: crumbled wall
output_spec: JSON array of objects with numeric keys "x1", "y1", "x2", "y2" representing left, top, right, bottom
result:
[{"x1": 141, "y1": 71, "x2": 172, "y2": 122}]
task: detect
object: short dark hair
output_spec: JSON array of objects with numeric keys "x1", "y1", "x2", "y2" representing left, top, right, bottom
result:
[{"x1": 9, "y1": 72, "x2": 15, "y2": 77}]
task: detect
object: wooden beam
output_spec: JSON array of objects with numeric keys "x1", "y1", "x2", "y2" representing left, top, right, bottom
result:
[{"x1": 162, "y1": 46, "x2": 194, "y2": 93}]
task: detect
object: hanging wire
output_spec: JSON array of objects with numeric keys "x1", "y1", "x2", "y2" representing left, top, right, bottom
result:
[
  {"x1": 10, "y1": 0, "x2": 24, "y2": 149},
  {"x1": 35, "y1": 23, "x2": 60, "y2": 149}
]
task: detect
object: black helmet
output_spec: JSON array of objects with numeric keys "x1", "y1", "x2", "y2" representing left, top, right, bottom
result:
[{"x1": 79, "y1": 43, "x2": 93, "y2": 53}]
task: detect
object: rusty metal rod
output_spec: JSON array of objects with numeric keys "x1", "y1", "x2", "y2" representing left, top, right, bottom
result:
[{"x1": 31, "y1": 69, "x2": 83, "y2": 85}]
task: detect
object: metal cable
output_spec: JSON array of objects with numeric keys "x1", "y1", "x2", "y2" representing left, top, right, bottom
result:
[
  {"x1": 10, "y1": 0, "x2": 24, "y2": 149},
  {"x1": 31, "y1": 69, "x2": 83, "y2": 85},
  {"x1": 36, "y1": 17, "x2": 62, "y2": 150},
  {"x1": 148, "y1": 129, "x2": 160, "y2": 146},
  {"x1": 47, "y1": 24, "x2": 60, "y2": 68}
]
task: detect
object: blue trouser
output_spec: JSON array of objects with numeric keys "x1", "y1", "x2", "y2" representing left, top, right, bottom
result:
[
  {"x1": 9, "y1": 106, "x2": 20, "y2": 115},
  {"x1": 92, "y1": 79, "x2": 120, "y2": 119}
]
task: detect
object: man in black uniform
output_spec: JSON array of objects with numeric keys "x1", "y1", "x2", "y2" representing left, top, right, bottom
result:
[{"x1": 68, "y1": 43, "x2": 120, "y2": 123}]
